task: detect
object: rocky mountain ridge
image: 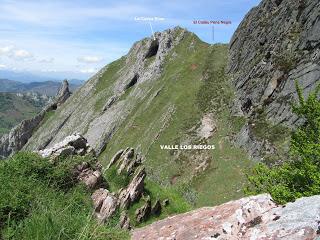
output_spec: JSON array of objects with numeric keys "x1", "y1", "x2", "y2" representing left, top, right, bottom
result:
[{"x1": 22, "y1": 27, "x2": 187, "y2": 155}]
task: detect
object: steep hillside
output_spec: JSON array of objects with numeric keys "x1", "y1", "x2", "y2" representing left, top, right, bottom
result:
[
  {"x1": 228, "y1": 0, "x2": 320, "y2": 161},
  {"x1": 23, "y1": 27, "x2": 251, "y2": 207},
  {"x1": 0, "y1": 92, "x2": 50, "y2": 136}
]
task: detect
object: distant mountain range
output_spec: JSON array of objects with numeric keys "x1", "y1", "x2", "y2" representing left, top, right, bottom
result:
[
  {"x1": 0, "y1": 79, "x2": 83, "y2": 96},
  {"x1": 0, "y1": 69, "x2": 86, "y2": 84}
]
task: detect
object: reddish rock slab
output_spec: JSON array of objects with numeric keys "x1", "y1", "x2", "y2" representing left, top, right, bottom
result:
[{"x1": 132, "y1": 194, "x2": 320, "y2": 240}]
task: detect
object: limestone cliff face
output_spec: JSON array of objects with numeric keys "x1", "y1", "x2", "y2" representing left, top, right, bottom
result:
[
  {"x1": 229, "y1": 0, "x2": 320, "y2": 125},
  {"x1": 228, "y1": 0, "x2": 320, "y2": 159}
]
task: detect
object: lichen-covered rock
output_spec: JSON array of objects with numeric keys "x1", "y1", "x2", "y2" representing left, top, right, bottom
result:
[
  {"x1": 92, "y1": 188, "x2": 118, "y2": 223},
  {"x1": 132, "y1": 194, "x2": 320, "y2": 240},
  {"x1": 118, "y1": 166, "x2": 146, "y2": 209}
]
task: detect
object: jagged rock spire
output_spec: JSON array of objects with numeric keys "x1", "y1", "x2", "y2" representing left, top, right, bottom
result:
[{"x1": 55, "y1": 79, "x2": 71, "y2": 106}]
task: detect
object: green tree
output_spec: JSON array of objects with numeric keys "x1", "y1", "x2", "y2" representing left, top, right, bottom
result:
[{"x1": 245, "y1": 82, "x2": 320, "y2": 204}]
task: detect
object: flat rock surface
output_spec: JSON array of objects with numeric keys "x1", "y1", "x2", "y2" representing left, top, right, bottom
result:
[{"x1": 132, "y1": 194, "x2": 320, "y2": 240}]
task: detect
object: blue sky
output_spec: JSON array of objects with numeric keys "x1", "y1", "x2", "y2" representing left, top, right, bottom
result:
[{"x1": 0, "y1": 0, "x2": 261, "y2": 80}]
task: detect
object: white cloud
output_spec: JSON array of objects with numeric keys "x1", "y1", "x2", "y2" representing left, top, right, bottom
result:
[
  {"x1": 0, "y1": 45, "x2": 14, "y2": 55},
  {"x1": 80, "y1": 68, "x2": 97, "y2": 74},
  {"x1": 77, "y1": 56, "x2": 103, "y2": 63},
  {"x1": 39, "y1": 57, "x2": 54, "y2": 63},
  {"x1": 0, "y1": 45, "x2": 34, "y2": 60},
  {"x1": 11, "y1": 49, "x2": 33, "y2": 59},
  {"x1": 0, "y1": 64, "x2": 7, "y2": 68}
]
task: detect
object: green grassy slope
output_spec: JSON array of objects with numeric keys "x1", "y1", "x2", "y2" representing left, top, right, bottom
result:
[
  {"x1": 0, "y1": 30, "x2": 255, "y2": 238},
  {"x1": 99, "y1": 34, "x2": 252, "y2": 207},
  {"x1": 0, "y1": 153, "x2": 129, "y2": 240},
  {"x1": 22, "y1": 29, "x2": 252, "y2": 211},
  {"x1": 0, "y1": 93, "x2": 47, "y2": 136}
]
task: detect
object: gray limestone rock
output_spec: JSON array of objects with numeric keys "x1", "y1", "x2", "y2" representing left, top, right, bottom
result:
[
  {"x1": 92, "y1": 188, "x2": 118, "y2": 223},
  {"x1": 55, "y1": 79, "x2": 71, "y2": 106},
  {"x1": 37, "y1": 133, "x2": 88, "y2": 158},
  {"x1": 228, "y1": 0, "x2": 320, "y2": 158},
  {"x1": 118, "y1": 166, "x2": 146, "y2": 209}
]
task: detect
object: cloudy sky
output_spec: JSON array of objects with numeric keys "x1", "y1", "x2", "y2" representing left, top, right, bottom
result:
[{"x1": 0, "y1": 0, "x2": 260, "y2": 80}]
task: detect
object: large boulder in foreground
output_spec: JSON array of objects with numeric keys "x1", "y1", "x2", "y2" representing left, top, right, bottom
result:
[{"x1": 132, "y1": 194, "x2": 320, "y2": 240}]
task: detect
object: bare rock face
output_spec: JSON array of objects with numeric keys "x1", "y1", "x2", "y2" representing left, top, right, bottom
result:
[
  {"x1": 37, "y1": 133, "x2": 89, "y2": 158},
  {"x1": 229, "y1": 0, "x2": 320, "y2": 126},
  {"x1": 0, "y1": 111, "x2": 47, "y2": 159},
  {"x1": 132, "y1": 194, "x2": 320, "y2": 240},
  {"x1": 228, "y1": 0, "x2": 320, "y2": 157},
  {"x1": 92, "y1": 188, "x2": 118, "y2": 223},
  {"x1": 118, "y1": 166, "x2": 146, "y2": 209}
]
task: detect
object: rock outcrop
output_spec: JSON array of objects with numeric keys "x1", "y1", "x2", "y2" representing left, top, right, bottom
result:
[
  {"x1": 34, "y1": 135, "x2": 138, "y2": 226},
  {"x1": 229, "y1": 0, "x2": 320, "y2": 126},
  {"x1": 92, "y1": 188, "x2": 118, "y2": 223},
  {"x1": 118, "y1": 211, "x2": 131, "y2": 230},
  {"x1": 228, "y1": 0, "x2": 320, "y2": 157},
  {"x1": 37, "y1": 133, "x2": 90, "y2": 158},
  {"x1": 90, "y1": 148, "x2": 151, "y2": 227},
  {"x1": 135, "y1": 196, "x2": 151, "y2": 223},
  {"x1": 118, "y1": 166, "x2": 146, "y2": 209},
  {"x1": 132, "y1": 194, "x2": 320, "y2": 240},
  {"x1": 55, "y1": 80, "x2": 71, "y2": 106},
  {"x1": 0, "y1": 80, "x2": 72, "y2": 159}
]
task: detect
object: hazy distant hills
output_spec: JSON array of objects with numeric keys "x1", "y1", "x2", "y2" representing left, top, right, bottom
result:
[
  {"x1": 0, "y1": 69, "x2": 87, "y2": 84},
  {"x1": 0, "y1": 79, "x2": 83, "y2": 96}
]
